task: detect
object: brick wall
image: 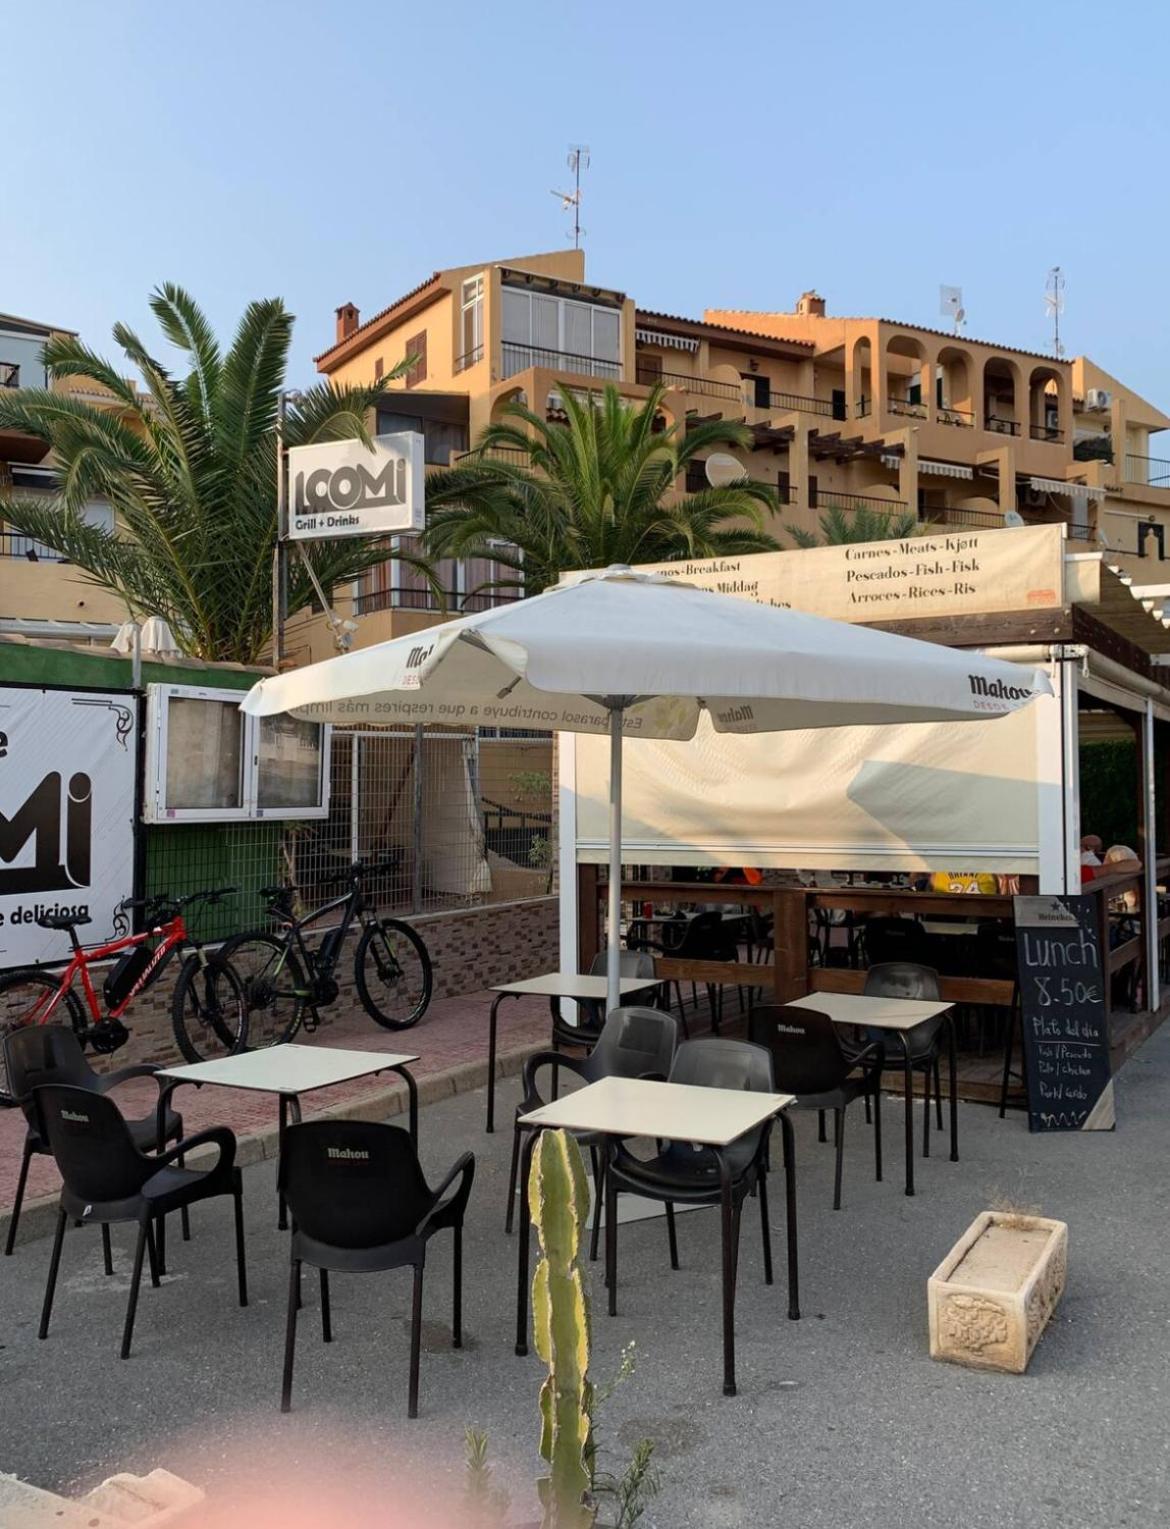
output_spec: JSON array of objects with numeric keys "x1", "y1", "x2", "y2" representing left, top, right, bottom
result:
[{"x1": 91, "y1": 895, "x2": 558, "y2": 1072}]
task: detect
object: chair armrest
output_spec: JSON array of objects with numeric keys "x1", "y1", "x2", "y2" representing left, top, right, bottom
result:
[
  {"x1": 849, "y1": 1041, "x2": 884, "y2": 1072},
  {"x1": 151, "y1": 1125, "x2": 236, "y2": 1177},
  {"x1": 417, "y1": 1151, "x2": 476, "y2": 1234},
  {"x1": 522, "y1": 1049, "x2": 588, "y2": 1105},
  {"x1": 636, "y1": 1070, "x2": 668, "y2": 1083},
  {"x1": 101, "y1": 1063, "x2": 163, "y2": 1092}
]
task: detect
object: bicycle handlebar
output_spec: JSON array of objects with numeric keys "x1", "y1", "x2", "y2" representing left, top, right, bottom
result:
[{"x1": 117, "y1": 886, "x2": 237, "y2": 920}]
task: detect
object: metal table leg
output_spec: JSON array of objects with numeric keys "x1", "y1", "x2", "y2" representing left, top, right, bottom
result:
[
  {"x1": 717, "y1": 1151, "x2": 737, "y2": 1396},
  {"x1": 392, "y1": 1064, "x2": 418, "y2": 1145},
  {"x1": 514, "y1": 1127, "x2": 542, "y2": 1356},
  {"x1": 778, "y1": 1111, "x2": 800, "y2": 1320},
  {"x1": 487, "y1": 993, "x2": 510, "y2": 1134},
  {"x1": 946, "y1": 1015, "x2": 959, "y2": 1163},
  {"x1": 900, "y1": 1037, "x2": 915, "y2": 1197}
]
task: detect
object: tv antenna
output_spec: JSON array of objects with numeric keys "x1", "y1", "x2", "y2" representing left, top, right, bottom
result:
[
  {"x1": 939, "y1": 284, "x2": 966, "y2": 334},
  {"x1": 551, "y1": 144, "x2": 589, "y2": 248},
  {"x1": 1045, "y1": 266, "x2": 1066, "y2": 358}
]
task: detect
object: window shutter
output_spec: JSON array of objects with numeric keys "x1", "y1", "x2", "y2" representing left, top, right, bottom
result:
[{"x1": 405, "y1": 331, "x2": 427, "y2": 388}]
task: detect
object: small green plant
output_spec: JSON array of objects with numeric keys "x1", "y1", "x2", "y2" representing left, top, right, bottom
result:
[
  {"x1": 785, "y1": 503, "x2": 922, "y2": 547},
  {"x1": 463, "y1": 1427, "x2": 511, "y2": 1528},
  {"x1": 510, "y1": 769, "x2": 552, "y2": 802},
  {"x1": 529, "y1": 833, "x2": 553, "y2": 871}
]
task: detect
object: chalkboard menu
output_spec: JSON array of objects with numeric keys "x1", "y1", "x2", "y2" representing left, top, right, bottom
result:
[{"x1": 1014, "y1": 895, "x2": 1115, "y2": 1132}]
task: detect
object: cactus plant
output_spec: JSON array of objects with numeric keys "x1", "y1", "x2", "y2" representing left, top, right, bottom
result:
[{"x1": 530, "y1": 1128, "x2": 595, "y2": 1529}]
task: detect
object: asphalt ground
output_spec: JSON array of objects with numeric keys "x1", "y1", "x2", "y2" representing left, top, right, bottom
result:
[{"x1": 1, "y1": 1023, "x2": 1168, "y2": 1528}]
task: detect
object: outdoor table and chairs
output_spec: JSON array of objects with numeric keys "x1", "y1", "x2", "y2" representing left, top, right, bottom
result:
[
  {"x1": 514, "y1": 1065, "x2": 797, "y2": 1397},
  {"x1": 485, "y1": 971, "x2": 660, "y2": 1132},
  {"x1": 785, "y1": 989, "x2": 956, "y2": 1196},
  {"x1": 155, "y1": 1043, "x2": 420, "y2": 1229}
]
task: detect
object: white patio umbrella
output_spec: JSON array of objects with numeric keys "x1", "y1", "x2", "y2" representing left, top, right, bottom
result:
[{"x1": 240, "y1": 567, "x2": 1052, "y2": 1013}]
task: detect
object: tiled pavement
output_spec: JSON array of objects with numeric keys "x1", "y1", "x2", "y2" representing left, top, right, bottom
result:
[{"x1": 0, "y1": 988, "x2": 554, "y2": 1238}]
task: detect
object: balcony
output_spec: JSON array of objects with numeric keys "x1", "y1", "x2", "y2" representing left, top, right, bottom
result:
[
  {"x1": 889, "y1": 396, "x2": 927, "y2": 420},
  {"x1": 353, "y1": 585, "x2": 519, "y2": 617},
  {"x1": 0, "y1": 532, "x2": 66, "y2": 561},
  {"x1": 938, "y1": 405, "x2": 975, "y2": 428},
  {"x1": 451, "y1": 446, "x2": 530, "y2": 467},
  {"x1": 501, "y1": 341, "x2": 620, "y2": 383},
  {"x1": 921, "y1": 505, "x2": 1010, "y2": 531},
  {"x1": 1125, "y1": 455, "x2": 1170, "y2": 490},
  {"x1": 1030, "y1": 423, "x2": 1064, "y2": 444},
  {"x1": 454, "y1": 345, "x2": 484, "y2": 374},
  {"x1": 768, "y1": 391, "x2": 836, "y2": 419},
  {"x1": 636, "y1": 366, "x2": 741, "y2": 402},
  {"x1": 986, "y1": 414, "x2": 1020, "y2": 437},
  {"x1": 809, "y1": 488, "x2": 908, "y2": 516}
]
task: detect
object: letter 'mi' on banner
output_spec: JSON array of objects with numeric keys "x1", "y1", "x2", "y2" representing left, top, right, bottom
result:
[{"x1": 286, "y1": 433, "x2": 424, "y2": 541}]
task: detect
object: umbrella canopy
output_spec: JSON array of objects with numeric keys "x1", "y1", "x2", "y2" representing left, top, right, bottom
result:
[{"x1": 242, "y1": 567, "x2": 1052, "y2": 1009}]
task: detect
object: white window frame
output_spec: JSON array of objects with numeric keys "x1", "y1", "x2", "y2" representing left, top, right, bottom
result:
[
  {"x1": 143, "y1": 684, "x2": 331, "y2": 823},
  {"x1": 460, "y1": 275, "x2": 484, "y2": 362},
  {"x1": 500, "y1": 288, "x2": 622, "y2": 372}
]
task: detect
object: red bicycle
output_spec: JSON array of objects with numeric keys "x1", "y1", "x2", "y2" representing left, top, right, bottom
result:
[{"x1": 0, "y1": 888, "x2": 245, "y2": 1104}]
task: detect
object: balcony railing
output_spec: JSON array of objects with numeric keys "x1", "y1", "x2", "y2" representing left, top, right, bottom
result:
[
  {"x1": 856, "y1": 396, "x2": 871, "y2": 419},
  {"x1": 986, "y1": 414, "x2": 1020, "y2": 437},
  {"x1": 888, "y1": 397, "x2": 927, "y2": 419},
  {"x1": 768, "y1": 391, "x2": 835, "y2": 419},
  {"x1": 1030, "y1": 423, "x2": 1064, "y2": 444},
  {"x1": 454, "y1": 345, "x2": 484, "y2": 373},
  {"x1": 938, "y1": 405, "x2": 975, "y2": 428},
  {"x1": 0, "y1": 533, "x2": 66, "y2": 561},
  {"x1": 920, "y1": 506, "x2": 1011, "y2": 531},
  {"x1": 1125, "y1": 454, "x2": 1170, "y2": 489},
  {"x1": 353, "y1": 586, "x2": 521, "y2": 617},
  {"x1": 501, "y1": 341, "x2": 620, "y2": 383},
  {"x1": 810, "y1": 489, "x2": 908, "y2": 516},
  {"x1": 0, "y1": 363, "x2": 19, "y2": 389},
  {"x1": 636, "y1": 366, "x2": 741, "y2": 401},
  {"x1": 452, "y1": 446, "x2": 530, "y2": 467}
]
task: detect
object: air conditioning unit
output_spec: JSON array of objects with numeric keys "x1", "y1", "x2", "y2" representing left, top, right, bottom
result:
[{"x1": 1085, "y1": 388, "x2": 1112, "y2": 411}]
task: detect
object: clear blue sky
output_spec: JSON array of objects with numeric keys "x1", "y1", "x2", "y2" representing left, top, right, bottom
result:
[{"x1": 7, "y1": 0, "x2": 1169, "y2": 404}]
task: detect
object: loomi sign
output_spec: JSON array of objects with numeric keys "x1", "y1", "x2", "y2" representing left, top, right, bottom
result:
[
  {"x1": 286, "y1": 432, "x2": 424, "y2": 541},
  {"x1": 0, "y1": 688, "x2": 137, "y2": 967}
]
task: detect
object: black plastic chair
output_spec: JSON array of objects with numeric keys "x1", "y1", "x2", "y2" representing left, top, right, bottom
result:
[
  {"x1": 842, "y1": 963, "x2": 946, "y2": 1157},
  {"x1": 749, "y1": 1005, "x2": 882, "y2": 1209},
  {"x1": 3, "y1": 1025, "x2": 185, "y2": 1256},
  {"x1": 35, "y1": 1084, "x2": 245, "y2": 1359},
  {"x1": 604, "y1": 1038, "x2": 786, "y2": 1395},
  {"x1": 634, "y1": 912, "x2": 735, "y2": 1032},
  {"x1": 860, "y1": 916, "x2": 933, "y2": 968},
  {"x1": 278, "y1": 1120, "x2": 474, "y2": 1419},
  {"x1": 505, "y1": 1005, "x2": 679, "y2": 1247},
  {"x1": 552, "y1": 951, "x2": 661, "y2": 1052}
]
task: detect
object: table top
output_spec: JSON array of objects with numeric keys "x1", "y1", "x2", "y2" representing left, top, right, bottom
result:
[
  {"x1": 518, "y1": 1075, "x2": 793, "y2": 1146},
  {"x1": 493, "y1": 973, "x2": 658, "y2": 1000},
  {"x1": 158, "y1": 1043, "x2": 418, "y2": 1094},
  {"x1": 787, "y1": 992, "x2": 953, "y2": 1031}
]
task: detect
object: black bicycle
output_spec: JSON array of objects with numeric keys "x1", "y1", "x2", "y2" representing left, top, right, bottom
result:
[{"x1": 203, "y1": 861, "x2": 433, "y2": 1059}]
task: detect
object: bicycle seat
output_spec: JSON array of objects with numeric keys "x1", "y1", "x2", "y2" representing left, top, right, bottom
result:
[{"x1": 36, "y1": 913, "x2": 91, "y2": 931}]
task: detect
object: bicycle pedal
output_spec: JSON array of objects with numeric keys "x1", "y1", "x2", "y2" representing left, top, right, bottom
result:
[{"x1": 85, "y1": 1019, "x2": 130, "y2": 1055}]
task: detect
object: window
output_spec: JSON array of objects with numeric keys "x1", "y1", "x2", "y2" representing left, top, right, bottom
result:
[
  {"x1": 459, "y1": 276, "x2": 484, "y2": 369},
  {"x1": 404, "y1": 331, "x2": 427, "y2": 388},
  {"x1": 144, "y1": 685, "x2": 330, "y2": 822},
  {"x1": 500, "y1": 287, "x2": 621, "y2": 378},
  {"x1": 742, "y1": 374, "x2": 769, "y2": 409},
  {"x1": 374, "y1": 357, "x2": 384, "y2": 380},
  {"x1": 378, "y1": 412, "x2": 467, "y2": 466}
]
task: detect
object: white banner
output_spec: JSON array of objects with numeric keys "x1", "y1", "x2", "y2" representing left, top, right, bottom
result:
[
  {"x1": 0, "y1": 688, "x2": 137, "y2": 967},
  {"x1": 287, "y1": 432, "x2": 424, "y2": 541}
]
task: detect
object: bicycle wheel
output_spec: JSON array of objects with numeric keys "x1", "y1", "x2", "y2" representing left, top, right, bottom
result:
[
  {"x1": 171, "y1": 953, "x2": 247, "y2": 1064},
  {"x1": 219, "y1": 932, "x2": 308, "y2": 1052},
  {"x1": 354, "y1": 919, "x2": 432, "y2": 1030},
  {"x1": 0, "y1": 970, "x2": 87, "y2": 1105}
]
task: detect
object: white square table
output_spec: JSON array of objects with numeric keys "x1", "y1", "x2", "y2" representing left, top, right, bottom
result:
[
  {"x1": 156, "y1": 1043, "x2": 419, "y2": 1229},
  {"x1": 787, "y1": 991, "x2": 957, "y2": 1196},
  {"x1": 514, "y1": 1075, "x2": 798, "y2": 1397},
  {"x1": 485, "y1": 972, "x2": 661, "y2": 1132}
]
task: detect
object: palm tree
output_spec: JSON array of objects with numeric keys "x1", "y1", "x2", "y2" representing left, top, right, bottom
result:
[
  {"x1": 785, "y1": 503, "x2": 921, "y2": 548},
  {"x1": 0, "y1": 285, "x2": 436, "y2": 663},
  {"x1": 422, "y1": 383, "x2": 780, "y2": 596}
]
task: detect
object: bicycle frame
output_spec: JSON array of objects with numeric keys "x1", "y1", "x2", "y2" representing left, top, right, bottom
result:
[
  {"x1": 277, "y1": 883, "x2": 371, "y2": 985},
  {"x1": 27, "y1": 915, "x2": 192, "y2": 1028}
]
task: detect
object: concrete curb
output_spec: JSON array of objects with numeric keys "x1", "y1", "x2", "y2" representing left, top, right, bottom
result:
[{"x1": 0, "y1": 1042, "x2": 533, "y2": 1252}]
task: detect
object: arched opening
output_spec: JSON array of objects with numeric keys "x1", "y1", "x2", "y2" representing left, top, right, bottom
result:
[
  {"x1": 1028, "y1": 366, "x2": 1065, "y2": 445},
  {"x1": 936, "y1": 347, "x2": 975, "y2": 428},
  {"x1": 851, "y1": 336, "x2": 873, "y2": 419},
  {"x1": 983, "y1": 358, "x2": 1022, "y2": 437},
  {"x1": 885, "y1": 335, "x2": 930, "y2": 419}
]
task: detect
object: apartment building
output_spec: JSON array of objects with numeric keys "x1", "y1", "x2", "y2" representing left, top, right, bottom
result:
[
  {"x1": 0, "y1": 311, "x2": 128, "y2": 638},
  {"x1": 308, "y1": 248, "x2": 1170, "y2": 657}
]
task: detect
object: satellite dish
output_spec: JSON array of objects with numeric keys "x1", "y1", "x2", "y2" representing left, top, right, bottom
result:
[
  {"x1": 705, "y1": 453, "x2": 748, "y2": 488},
  {"x1": 1003, "y1": 510, "x2": 1026, "y2": 527},
  {"x1": 939, "y1": 285, "x2": 965, "y2": 333}
]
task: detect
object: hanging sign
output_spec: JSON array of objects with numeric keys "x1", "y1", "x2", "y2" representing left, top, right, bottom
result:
[
  {"x1": 0, "y1": 687, "x2": 138, "y2": 968},
  {"x1": 1013, "y1": 894, "x2": 1115, "y2": 1132},
  {"x1": 286, "y1": 432, "x2": 424, "y2": 541}
]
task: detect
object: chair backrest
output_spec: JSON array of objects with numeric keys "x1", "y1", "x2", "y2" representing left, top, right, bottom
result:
[
  {"x1": 863, "y1": 917, "x2": 931, "y2": 966},
  {"x1": 280, "y1": 1120, "x2": 433, "y2": 1250},
  {"x1": 864, "y1": 962, "x2": 941, "y2": 1001},
  {"x1": 674, "y1": 911, "x2": 732, "y2": 960},
  {"x1": 584, "y1": 1006, "x2": 679, "y2": 1083},
  {"x1": 35, "y1": 1084, "x2": 152, "y2": 1205},
  {"x1": 748, "y1": 1004, "x2": 850, "y2": 1095},
  {"x1": 668, "y1": 1036, "x2": 773, "y2": 1094},
  {"x1": 5, "y1": 1025, "x2": 98, "y2": 1120},
  {"x1": 588, "y1": 950, "x2": 656, "y2": 981}
]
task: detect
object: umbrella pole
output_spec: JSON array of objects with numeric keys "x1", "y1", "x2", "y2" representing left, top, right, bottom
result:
[{"x1": 607, "y1": 705, "x2": 623, "y2": 1016}]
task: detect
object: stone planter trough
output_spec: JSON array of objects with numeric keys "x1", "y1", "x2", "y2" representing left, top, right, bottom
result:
[{"x1": 928, "y1": 1210, "x2": 1068, "y2": 1374}]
